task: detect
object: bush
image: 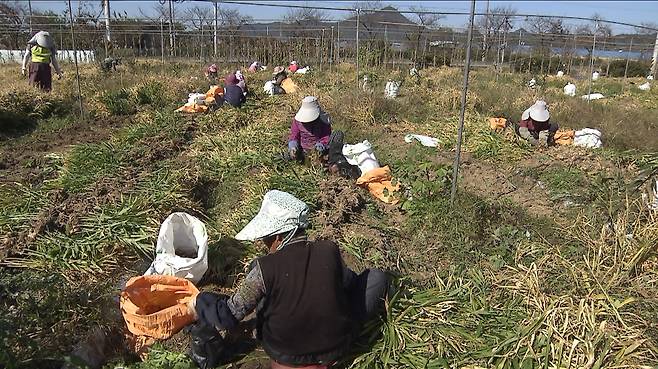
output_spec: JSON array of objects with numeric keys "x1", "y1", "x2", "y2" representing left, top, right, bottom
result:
[
  {"x1": 606, "y1": 59, "x2": 651, "y2": 77},
  {"x1": 135, "y1": 81, "x2": 166, "y2": 107},
  {"x1": 100, "y1": 88, "x2": 136, "y2": 116}
]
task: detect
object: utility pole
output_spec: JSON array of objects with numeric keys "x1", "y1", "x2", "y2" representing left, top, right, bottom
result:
[
  {"x1": 450, "y1": 0, "x2": 477, "y2": 205},
  {"x1": 214, "y1": 0, "x2": 218, "y2": 58}
]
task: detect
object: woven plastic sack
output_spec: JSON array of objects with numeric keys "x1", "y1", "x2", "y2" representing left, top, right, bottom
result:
[
  {"x1": 342, "y1": 140, "x2": 380, "y2": 175},
  {"x1": 120, "y1": 275, "x2": 199, "y2": 339},
  {"x1": 384, "y1": 81, "x2": 400, "y2": 98},
  {"x1": 563, "y1": 83, "x2": 576, "y2": 96},
  {"x1": 145, "y1": 212, "x2": 208, "y2": 284}
]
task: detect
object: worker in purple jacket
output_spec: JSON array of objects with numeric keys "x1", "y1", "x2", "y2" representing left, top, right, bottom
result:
[{"x1": 288, "y1": 96, "x2": 332, "y2": 161}]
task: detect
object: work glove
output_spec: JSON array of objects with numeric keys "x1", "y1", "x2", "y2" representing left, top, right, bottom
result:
[
  {"x1": 21, "y1": 68, "x2": 26, "y2": 76},
  {"x1": 289, "y1": 148, "x2": 297, "y2": 160},
  {"x1": 538, "y1": 131, "x2": 549, "y2": 147},
  {"x1": 314, "y1": 142, "x2": 326, "y2": 153}
]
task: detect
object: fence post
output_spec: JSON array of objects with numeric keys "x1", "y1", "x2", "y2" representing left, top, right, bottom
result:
[
  {"x1": 160, "y1": 18, "x2": 165, "y2": 64},
  {"x1": 450, "y1": 0, "x2": 476, "y2": 205},
  {"x1": 214, "y1": 0, "x2": 218, "y2": 59},
  {"x1": 67, "y1": 0, "x2": 83, "y2": 117},
  {"x1": 651, "y1": 32, "x2": 658, "y2": 79}
]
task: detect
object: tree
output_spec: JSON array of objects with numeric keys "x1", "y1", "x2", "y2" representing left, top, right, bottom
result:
[
  {"x1": 476, "y1": 5, "x2": 516, "y2": 61},
  {"x1": 406, "y1": 5, "x2": 443, "y2": 60},
  {"x1": 635, "y1": 22, "x2": 658, "y2": 35},
  {"x1": 0, "y1": 1, "x2": 26, "y2": 49}
]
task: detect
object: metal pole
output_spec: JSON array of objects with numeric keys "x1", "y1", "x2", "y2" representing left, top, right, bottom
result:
[
  {"x1": 103, "y1": 0, "x2": 111, "y2": 43},
  {"x1": 356, "y1": 9, "x2": 360, "y2": 84},
  {"x1": 160, "y1": 18, "x2": 164, "y2": 64},
  {"x1": 450, "y1": 0, "x2": 477, "y2": 205},
  {"x1": 214, "y1": 0, "x2": 218, "y2": 58},
  {"x1": 586, "y1": 23, "x2": 598, "y2": 104},
  {"x1": 67, "y1": 0, "x2": 83, "y2": 116},
  {"x1": 168, "y1": 0, "x2": 174, "y2": 57},
  {"x1": 623, "y1": 37, "x2": 633, "y2": 91},
  {"x1": 330, "y1": 25, "x2": 334, "y2": 71},
  {"x1": 337, "y1": 21, "x2": 341, "y2": 62},
  {"x1": 651, "y1": 33, "x2": 658, "y2": 80},
  {"x1": 28, "y1": 0, "x2": 33, "y2": 33},
  {"x1": 482, "y1": 0, "x2": 489, "y2": 62}
]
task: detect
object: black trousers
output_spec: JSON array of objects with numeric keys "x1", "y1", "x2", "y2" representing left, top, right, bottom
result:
[{"x1": 346, "y1": 269, "x2": 389, "y2": 323}]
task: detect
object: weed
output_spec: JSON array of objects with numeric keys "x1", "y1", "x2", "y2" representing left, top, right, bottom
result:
[{"x1": 100, "y1": 89, "x2": 136, "y2": 116}]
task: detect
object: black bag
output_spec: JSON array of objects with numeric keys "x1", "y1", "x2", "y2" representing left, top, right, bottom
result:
[
  {"x1": 328, "y1": 131, "x2": 361, "y2": 180},
  {"x1": 187, "y1": 322, "x2": 226, "y2": 369}
]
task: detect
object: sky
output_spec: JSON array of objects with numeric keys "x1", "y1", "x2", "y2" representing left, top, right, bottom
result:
[{"x1": 27, "y1": 1, "x2": 658, "y2": 34}]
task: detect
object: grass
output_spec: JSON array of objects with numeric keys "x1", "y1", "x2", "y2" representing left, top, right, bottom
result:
[{"x1": 0, "y1": 62, "x2": 656, "y2": 368}]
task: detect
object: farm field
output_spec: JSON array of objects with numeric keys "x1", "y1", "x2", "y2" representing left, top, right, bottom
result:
[{"x1": 1, "y1": 61, "x2": 657, "y2": 369}]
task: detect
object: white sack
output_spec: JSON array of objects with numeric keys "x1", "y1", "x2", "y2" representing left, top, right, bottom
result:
[
  {"x1": 404, "y1": 134, "x2": 439, "y2": 147},
  {"x1": 573, "y1": 128, "x2": 602, "y2": 149},
  {"x1": 385, "y1": 81, "x2": 401, "y2": 98},
  {"x1": 263, "y1": 81, "x2": 275, "y2": 95},
  {"x1": 557, "y1": 70, "x2": 564, "y2": 77},
  {"x1": 563, "y1": 83, "x2": 576, "y2": 96},
  {"x1": 296, "y1": 66, "x2": 310, "y2": 74},
  {"x1": 188, "y1": 93, "x2": 207, "y2": 105},
  {"x1": 145, "y1": 212, "x2": 208, "y2": 284},
  {"x1": 342, "y1": 140, "x2": 380, "y2": 175},
  {"x1": 581, "y1": 93, "x2": 604, "y2": 101},
  {"x1": 639, "y1": 82, "x2": 651, "y2": 91},
  {"x1": 592, "y1": 71, "x2": 600, "y2": 80}
]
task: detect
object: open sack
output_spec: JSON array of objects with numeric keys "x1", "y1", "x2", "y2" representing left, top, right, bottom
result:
[
  {"x1": 120, "y1": 275, "x2": 199, "y2": 339},
  {"x1": 145, "y1": 212, "x2": 208, "y2": 284}
]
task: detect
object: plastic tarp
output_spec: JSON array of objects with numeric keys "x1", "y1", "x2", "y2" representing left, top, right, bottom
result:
[
  {"x1": 356, "y1": 166, "x2": 400, "y2": 204},
  {"x1": 342, "y1": 140, "x2": 381, "y2": 175},
  {"x1": 404, "y1": 134, "x2": 439, "y2": 147},
  {"x1": 563, "y1": 83, "x2": 576, "y2": 96},
  {"x1": 120, "y1": 275, "x2": 199, "y2": 339},
  {"x1": 573, "y1": 128, "x2": 602, "y2": 148},
  {"x1": 145, "y1": 212, "x2": 208, "y2": 284}
]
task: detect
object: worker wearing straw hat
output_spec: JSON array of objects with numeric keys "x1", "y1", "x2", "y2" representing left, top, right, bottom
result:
[
  {"x1": 188, "y1": 190, "x2": 389, "y2": 368},
  {"x1": 270, "y1": 66, "x2": 287, "y2": 95},
  {"x1": 288, "y1": 96, "x2": 332, "y2": 161},
  {"x1": 21, "y1": 31, "x2": 62, "y2": 92},
  {"x1": 516, "y1": 100, "x2": 559, "y2": 146}
]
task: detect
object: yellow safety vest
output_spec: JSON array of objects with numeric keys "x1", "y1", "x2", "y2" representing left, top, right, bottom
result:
[{"x1": 31, "y1": 45, "x2": 51, "y2": 64}]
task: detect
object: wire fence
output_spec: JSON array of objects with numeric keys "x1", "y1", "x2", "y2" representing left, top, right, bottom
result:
[{"x1": 1, "y1": 1, "x2": 657, "y2": 80}]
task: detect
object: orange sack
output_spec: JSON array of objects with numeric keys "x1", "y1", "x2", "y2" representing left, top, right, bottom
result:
[
  {"x1": 489, "y1": 117, "x2": 507, "y2": 131},
  {"x1": 356, "y1": 166, "x2": 400, "y2": 204},
  {"x1": 554, "y1": 129, "x2": 575, "y2": 146},
  {"x1": 281, "y1": 78, "x2": 299, "y2": 94},
  {"x1": 120, "y1": 275, "x2": 199, "y2": 339}
]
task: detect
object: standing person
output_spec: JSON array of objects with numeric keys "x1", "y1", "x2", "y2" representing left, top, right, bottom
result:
[
  {"x1": 288, "y1": 96, "x2": 332, "y2": 161},
  {"x1": 516, "y1": 100, "x2": 559, "y2": 146},
  {"x1": 223, "y1": 73, "x2": 246, "y2": 108},
  {"x1": 189, "y1": 190, "x2": 389, "y2": 368},
  {"x1": 21, "y1": 31, "x2": 62, "y2": 92}
]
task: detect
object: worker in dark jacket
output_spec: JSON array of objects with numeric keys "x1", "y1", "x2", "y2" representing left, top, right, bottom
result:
[
  {"x1": 516, "y1": 100, "x2": 559, "y2": 146},
  {"x1": 189, "y1": 190, "x2": 389, "y2": 368},
  {"x1": 223, "y1": 73, "x2": 246, "y2": 107},
  {"x1": 21, "y1": 31, "x2": 62, "y2": 92}
]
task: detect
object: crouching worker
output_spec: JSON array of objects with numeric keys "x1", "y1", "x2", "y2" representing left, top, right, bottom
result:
[
  {"x1": 189, "y1": 190, "x2": 389, "y2": 368},
  {"x1": 223, "y1": 73, "x2": 246, "y2": 108},
  {"x1": 516, "y1": 100, "x2": 558, "y2": 146},
  {"x1": 21, "y1": 31, "x2": 62, "y2": 92},
  {"x1": 287, "y1": 96, "x2": 332, "y2": 161}
]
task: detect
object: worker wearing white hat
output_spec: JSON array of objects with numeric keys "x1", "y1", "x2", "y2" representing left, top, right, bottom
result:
[
  {"x1": 517, "y1": 100, "x2": 559, "y2": 146},
  {"x1": 21, "y1": 31, "x2": 62, "y2": 92},
  {"x1": 188, "y1": 190, "x2": 389, "y2": 368},
  {"x1": 287, "y1": 96, "x2": 332, "y2": 161}
]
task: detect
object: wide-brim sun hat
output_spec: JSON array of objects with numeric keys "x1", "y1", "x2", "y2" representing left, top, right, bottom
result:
[
  {"x1": 291, "y1": 60, "x2": 298, "y2": 65},
  {"x1": 522, "y1": 100, "x2": 550, "y2": 122},
  {"x1": 35, "y1": 31, "x2": 54, "y2": 49},
  {"x1": 235, "y1": 190, "x2": 310, "y2": 241},
  {"x1": 225, "y1": 73, "x2": 238, "y2": 85},
  {"x1": 272, "y1": 66, "x2": 285, "y2": 75},
  {"x1": 295, "y1": 96, "x2": 321, "y2": 123}
]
